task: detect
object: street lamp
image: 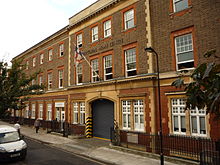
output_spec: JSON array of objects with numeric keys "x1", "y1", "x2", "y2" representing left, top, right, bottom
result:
[{"x1": 145, "y1": 47, "x2": 164, "y2": 165}]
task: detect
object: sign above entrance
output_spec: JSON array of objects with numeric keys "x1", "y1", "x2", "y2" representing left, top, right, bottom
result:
[{"x1": 55, "y1": 102, "x2": 65, "y2": 107}]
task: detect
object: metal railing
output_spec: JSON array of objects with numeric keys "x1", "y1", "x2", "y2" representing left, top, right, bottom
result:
[{"x1": 114, "y1": 130, "x2": 220, "y2": 163}]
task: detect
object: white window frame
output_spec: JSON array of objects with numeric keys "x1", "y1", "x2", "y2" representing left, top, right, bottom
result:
[
  {"x1": 26, "y1": 60, "x2": 29, "y2": 70},
  {"x1": 73, "y1": 102, "x2": 78, "y2": 124},
  {"x1": 134, "y1": 100, "x2": 144, "y2": 131},
  {"x1": 103, "y1": 20, "x2": 111, "y2": 38},
  {"x1": 171, "y1": 98, "x2": 186, "y2": 135},
  {"x1": 59, "y1": 43, "x2": 64, "y2": 57},
  {"x1": 124, "y1": 9, "x2": 134, "y2": 30},
  {"x1": 173, "y1": 0, "x2": 189, "y2": 12},
  {"x1": 76, "y1": 63, "x2": 83, "y2": 85},
  {"x1": 79, "y1": 102, "x2": 85, "y2": 124},
  {"x1": 104, "y1": 55, "x2": 113, "y2": 80},
  {"x1": 39, "y1": 75, "x2": 43, "y2": 86},
  {"x1": 48, "y1": 49, "x2": 53, "y2": 61},
  {"x1": 92, "y1": 26, "x2": 98, "y2": 42},
  {"x1": 125, "y1": 48, "x2": 137, "y2": 77},
  {"x1": 47, "y1": 104, "x2": 52, "y2": 121},
  {"x1": 39, "y1": 104, "x2": 43, "y2": 120},
  {"x1": 77, "y1": 33, "x2": 82, "y2": 47},
  {"x1": 31, "y1": 104, "x2": 36, "y2": 119},
  {"x1": 25, "y1": 104, "x2": 29, "y2": 118},
  {"x1": 122, "y1": 100, "x2": 131, "y2": 130},
  {"x1": 190, "y1": 108, "x2": 207, "y2": 137},
  {"x1": 40, "y1": 53, "x2": 44, "y2": 64},
  {"x1": 33, "y1": 57, "x2": 36, "y2": 67},
  {"x1": 58, "y1": 70, "x2": 64, "y2": 88},
  {"x1": 91, "y1": 59, "x2": 99, "y2": 82},
  {"x1": 48, "y1": 72, "x2": 52, "y2": 90},
  {"x1": 175, "y1": 33, "x2": 194, "y2": 71}
]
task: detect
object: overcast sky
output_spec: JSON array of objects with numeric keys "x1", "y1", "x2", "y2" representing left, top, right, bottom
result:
[{"x1": 0, "y1": 0, "x2": 97, "y2": 63}]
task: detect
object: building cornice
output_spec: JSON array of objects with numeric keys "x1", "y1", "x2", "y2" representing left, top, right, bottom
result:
[
  {"x1": 68, "y1": 0, "x2": 123, "y2": 29},
  {"x1": 13, "y1": 26, "x2": 69, "y2": 61}
]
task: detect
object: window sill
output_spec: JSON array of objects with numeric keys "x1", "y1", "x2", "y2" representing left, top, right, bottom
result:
[
  {"x1": 58, "y1": 56, "x2": 64, "y2": 60},
  {"x1": 122, "y1": 26, "x2": 137, "y2": 33},
  {"x1": 101, "y1": 36, "x2": 112, "y2": 42},
  {"x1": 90, "y1": 40, "x2": 99, "y2": 47},
  {"x1": 169, "y1": 6, "x2": 192, "y2": 18}
]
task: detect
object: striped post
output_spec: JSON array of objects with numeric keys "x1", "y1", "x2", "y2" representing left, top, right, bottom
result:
[{"x1": 86, "y1": 117, "x2": 92, "y2": 138}]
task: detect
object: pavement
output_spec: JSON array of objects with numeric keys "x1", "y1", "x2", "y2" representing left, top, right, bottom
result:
[{"x1": 0, "y1": 120, "x2": 197, "y2": 165}]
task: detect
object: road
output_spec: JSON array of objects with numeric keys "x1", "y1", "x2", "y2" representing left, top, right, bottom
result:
[{"x1": 3, "y1": 137, "x2": 107, "y2": 165}]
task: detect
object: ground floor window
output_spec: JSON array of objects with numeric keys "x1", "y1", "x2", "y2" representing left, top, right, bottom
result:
[
  {"x1": 31, "y1": 104, "x2": 36, "y2": 119},
  {"x1": 47, "y1": 104, "x2": 52, "y2": 121},
  {"x1": 72, "y1": 101, "x2": 85, "y2": 124},
  {"x1": 39, "y1": 104, "x2": 43, "y2": 120},
  {"x1": 171, "y1": 98, "x2": 186, "y2": 134},
  {"x1": 122, "y1": 99, "x2": 144, "y2": 131},
  {"x1": 171, "y1": 98, "x2": 207, "y2": 137},
  {"x1": 25, "y1": 104, "x2": 29, "y2": 118},
  {"x1": 190, "y1": 108, "x2": 206, "y2": 136}
]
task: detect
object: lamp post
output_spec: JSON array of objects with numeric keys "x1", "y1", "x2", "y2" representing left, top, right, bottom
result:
[{"x1": 145, "y1": 47, "x2": 164, "y2": 165}]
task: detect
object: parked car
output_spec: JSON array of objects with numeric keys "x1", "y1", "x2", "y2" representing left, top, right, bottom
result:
[{"x1": 0, "y1": 125, "x2": 27, "y2": 162}]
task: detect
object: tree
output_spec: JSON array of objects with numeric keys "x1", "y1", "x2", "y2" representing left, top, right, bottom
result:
[
  {"x1": 0, "y1": 59, "x2": 44, "y2": 118},
  {"x1": 172, "y1": 50, "x2": 220, "y2": 118}
]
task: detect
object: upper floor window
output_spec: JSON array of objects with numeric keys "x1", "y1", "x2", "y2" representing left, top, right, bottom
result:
[
  {"x1": 76, "y1": 33, "x2": 83, "y2": 47},
  {"x1": 48, "y1": 72, "x2": 52, "y2": 90},
  {"x1": 103, "y1": 20, "x2": 111, "y2": 38},
  {"x1": 58, "y1": 69, "x2": 64, "y2": 88},
  {"x1": 39, "y1": 75, "x2": 43, "y2": 89},
  {"x1": 175, "y1": 33, "x2": 194, "y2": 70},
  {"x1": 125, "y1": 48, "x2": 137, "y2": 77},
  {"x1": 33, "y1": 57, "x2": 36, "y2": 67},
  {"x1": 124, "y1": 9, "x2": 134, "y2": 30},
  {"x1": 26, "y1": 60, "x2": 29, "y2": 70},
  {"x1": 40, "y1": 53, "x2": 44, "y2": 64},
  {"x1": 48, "y1": 49, "x2": 53, "y2": 61},
  {"x1": 173, "y1": 0, "x2": 189, "y2": 12},
  {"x1": 59, "y1": 43, "x2": 64, "y2": 57},
  {"x1": 92, "y1": 26, "x2": 98, "y2": 43},
  {"x1": 76, "y1": 63, "x2": 83, "y2": 85},
  {"x1": 103, "y1": 55, "x2": 113, "y2": 80},
  {"x1": 91, "y1": 59, "x2": 99, "y2": 82}
]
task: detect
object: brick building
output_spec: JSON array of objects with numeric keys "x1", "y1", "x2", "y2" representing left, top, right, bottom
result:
[
  {"x1": 13, "y1": 0, "x2": 157, "y2": 140},
  {"x1": 12, "y1": 0, "x2": 220, "y2": 147},
  {"x1": 150, "y1": 0, "x2": 220, "y2": 140}
]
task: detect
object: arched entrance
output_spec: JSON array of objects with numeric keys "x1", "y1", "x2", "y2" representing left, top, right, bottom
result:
[{"x1": 91, "y1": 99, "x2": 114, "y2": 139}]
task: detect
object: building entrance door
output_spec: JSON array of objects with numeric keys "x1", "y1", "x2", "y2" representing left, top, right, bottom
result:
[{"x1": 92, "y1": 99, "x2": 114, "y2": 139}]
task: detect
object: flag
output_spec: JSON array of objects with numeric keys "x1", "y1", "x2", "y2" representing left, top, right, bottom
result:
[{"x1": 74, "y1": 46, "x2": 83, "y2": 66}]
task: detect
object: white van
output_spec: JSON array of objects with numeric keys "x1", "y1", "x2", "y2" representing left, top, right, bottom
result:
[{"x1": 0, "y1": 125, "x2": 27, "y2": 161}]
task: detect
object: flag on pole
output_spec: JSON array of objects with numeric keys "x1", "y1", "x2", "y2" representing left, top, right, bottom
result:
[
  {"x1": 74, "y1": 46, "x2": 83, "y2": 66},
  {"x1": 73, "y1": 44, "x2": 100, "y2": 79}
]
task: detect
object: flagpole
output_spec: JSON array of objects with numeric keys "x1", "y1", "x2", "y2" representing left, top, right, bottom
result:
[{"x1": 74, "y1": 44, "x2": 100, "y2": 80}]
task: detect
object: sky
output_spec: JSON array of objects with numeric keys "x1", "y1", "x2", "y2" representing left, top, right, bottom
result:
[{"x1": 0, "y1": 0, "x2": 97, "y2": 64}]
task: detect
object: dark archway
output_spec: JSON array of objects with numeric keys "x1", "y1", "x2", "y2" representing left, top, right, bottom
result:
[{"x1": 91, "y1": 99, "x2": 114, "y2": 139}]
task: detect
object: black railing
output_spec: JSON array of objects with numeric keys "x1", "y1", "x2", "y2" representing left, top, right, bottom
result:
[{"x1": 118, "y1": 130, "x2": 220, "y2": 163}]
